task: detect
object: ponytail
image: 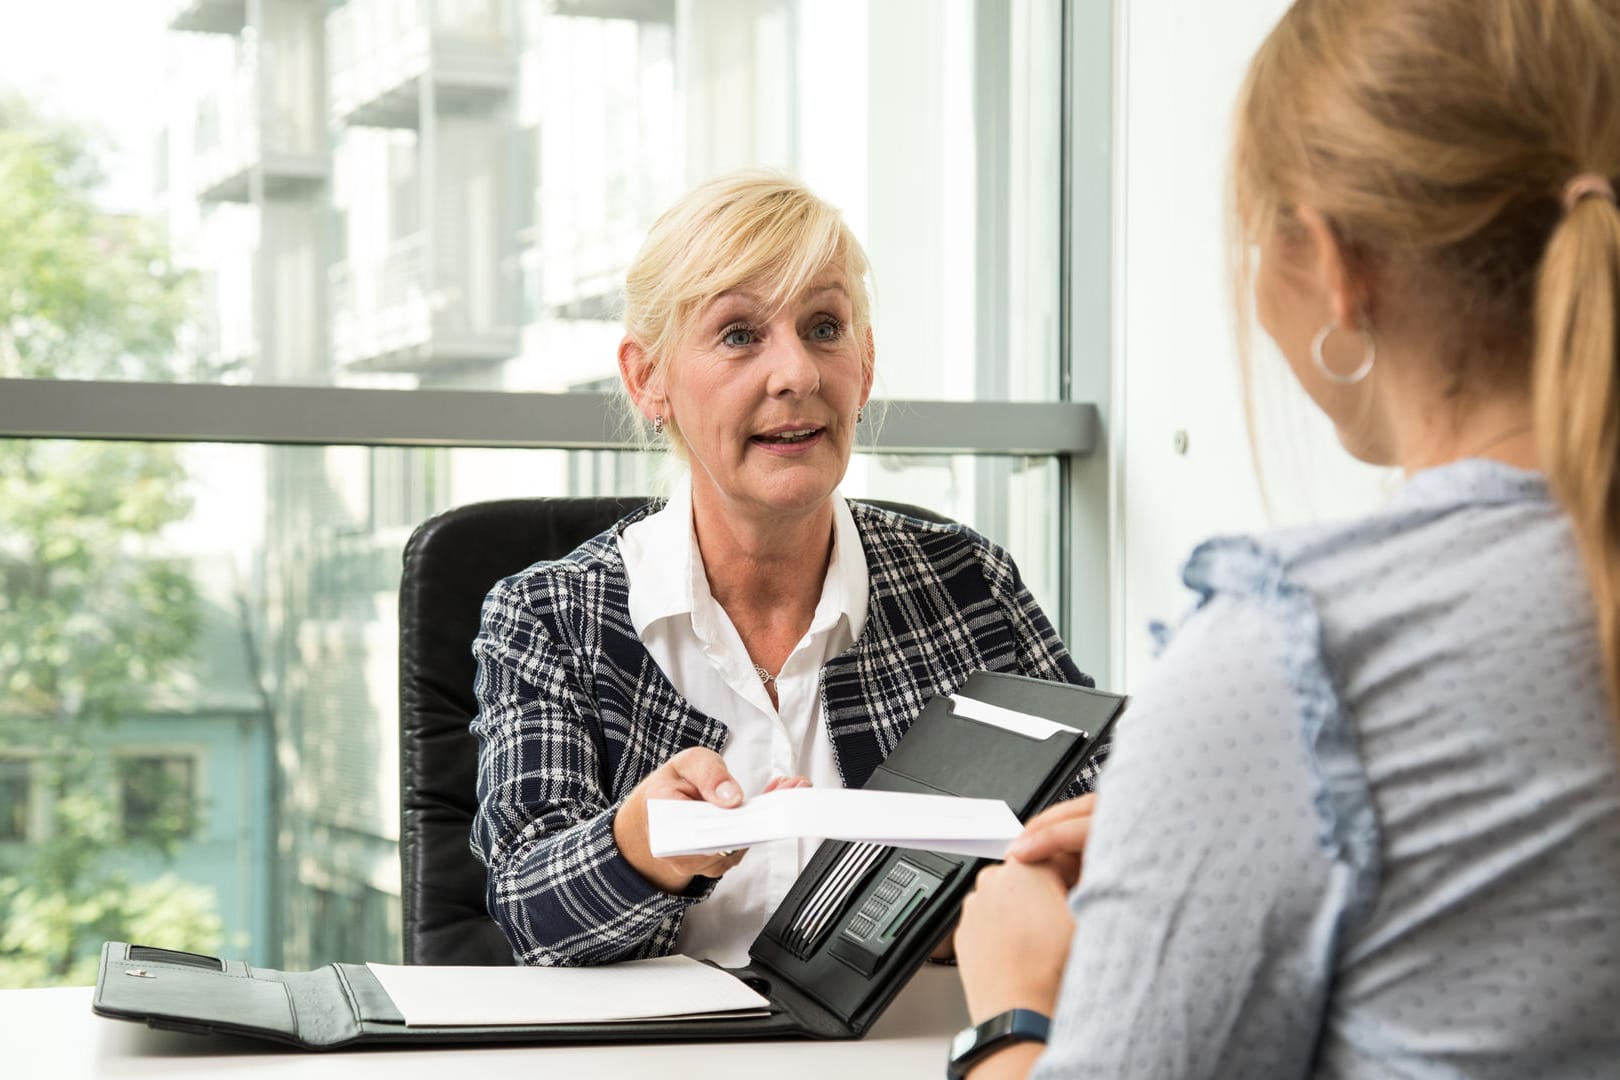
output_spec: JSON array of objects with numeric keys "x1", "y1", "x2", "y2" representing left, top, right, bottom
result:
[{"x1": 1533, "y1": 190, "x2": 1620, "y2": 712}]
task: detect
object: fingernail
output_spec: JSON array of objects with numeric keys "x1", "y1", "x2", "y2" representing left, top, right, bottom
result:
[
  {"x1": 717, "y1": 781, "x2": 742, "y2": 805},
  {"x1": 1005, "y1": 837, "x2": 1032, "y2": 859}
]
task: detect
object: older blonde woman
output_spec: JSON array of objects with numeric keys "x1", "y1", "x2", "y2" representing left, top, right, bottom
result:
[{"x1": 470, "y1": 172, "x2": 1096, "y2": 968}]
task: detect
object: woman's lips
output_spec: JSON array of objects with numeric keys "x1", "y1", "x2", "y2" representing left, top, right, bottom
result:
[{"x1": 750, "y1": 426, "x2": 826, "y2": 453}]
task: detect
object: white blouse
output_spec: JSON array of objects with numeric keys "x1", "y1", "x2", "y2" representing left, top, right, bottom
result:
[{"x1": 617, "y1": 475, "x2": 869, "y2": 966}]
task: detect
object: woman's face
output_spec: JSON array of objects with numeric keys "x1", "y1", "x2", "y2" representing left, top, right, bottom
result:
[{"x1": 656, "y1": 270, "x2": 872, "y2": 521}]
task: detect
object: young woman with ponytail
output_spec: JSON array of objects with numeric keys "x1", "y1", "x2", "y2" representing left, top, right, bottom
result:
[{"x1": 950, "y1": 2, "x2": 1620, "y2": 1077}]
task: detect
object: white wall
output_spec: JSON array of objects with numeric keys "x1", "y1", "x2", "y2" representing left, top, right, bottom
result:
[{"x1": 1111, "y1": 0, "x2": 1394, "y2": 689}]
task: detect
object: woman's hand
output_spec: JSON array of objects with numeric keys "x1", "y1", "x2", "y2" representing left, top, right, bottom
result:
[
  {"x1": 613, "y1": 747, "x2": 749, "y2": 892},
  {"x1": 612, "y1": 748, "x2": 811, "y2": 893},
  {"x1": 1005, "y1": 793, "x2": 1095, "y2": 888},
  {"x1": 955, "y1": 858, "x2": 1074, "y2": 1024}
]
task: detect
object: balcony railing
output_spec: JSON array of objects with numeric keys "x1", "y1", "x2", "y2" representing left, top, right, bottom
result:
[
  {"x1": 189, "y1": 262, "x2": 260, "y2": 373},
  {"x1": 328, "y1": 0, "x2": 512, "y2": 130},
  {"x1": 192, "y1": 46, "x2": 328, "y2": 202},
  {"x1": 167, "y1": 0, "x2": 248, "y2": 35},
  {"x1": 534, "y1": 171, "x2": 664, "y2": 315},
  {"x1": 549, "y1": 0, "x2": 675, "y2": 21},
  {"x1": 330, "y1": 232, "x2": 517, "y2": 372},
  {"x1": 537, "y1": 227, "x2": 640, "y2": 319}
]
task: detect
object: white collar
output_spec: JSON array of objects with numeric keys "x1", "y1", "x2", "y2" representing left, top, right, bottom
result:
[{"x1": 621, "y1": 473, "x2": 868, "y2": 641}]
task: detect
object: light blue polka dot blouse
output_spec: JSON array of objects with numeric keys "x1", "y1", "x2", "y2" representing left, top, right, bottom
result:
[{"x1": 1034, "y1": 459, "x2": 1620, "y2": 1079}]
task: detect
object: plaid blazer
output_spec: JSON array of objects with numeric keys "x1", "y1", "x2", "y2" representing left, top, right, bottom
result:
[{"x1": 470, "y1": 500, "x2": 1099, "y2": 966}]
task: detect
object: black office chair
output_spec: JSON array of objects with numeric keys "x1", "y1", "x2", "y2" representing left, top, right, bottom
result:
[{"x1": 397, "y1": 495, "x2": 949, "y2": 965}]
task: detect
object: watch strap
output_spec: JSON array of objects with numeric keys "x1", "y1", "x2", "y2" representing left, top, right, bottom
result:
[{"x1": 946, "y1": 1007, "x2": 1050, "y2": 1078}]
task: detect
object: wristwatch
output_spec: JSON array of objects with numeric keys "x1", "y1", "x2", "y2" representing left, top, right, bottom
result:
[{"x1": 946, "y1": 1007, "x2": 1050, "y2": 1078}]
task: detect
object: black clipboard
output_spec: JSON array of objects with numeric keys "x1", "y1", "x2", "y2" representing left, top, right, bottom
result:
[{"x1": 92, "y1": 671, "x2": 1125, "y2": 1049}]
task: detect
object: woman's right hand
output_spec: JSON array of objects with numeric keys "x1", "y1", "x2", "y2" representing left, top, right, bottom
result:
[
  {"x1": 610, "y1": 747, "x2": 759, "y2": 893},
  {"x1": 1004, "y1": 793, "x2": 1095, "y2": 889}
]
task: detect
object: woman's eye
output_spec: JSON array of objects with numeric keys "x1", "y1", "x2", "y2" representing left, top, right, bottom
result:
[
  {"x1": 809, "y1": 319, "x2": 842, "y2": 342},
  {"x1": 722, "y1": 326, "x2": 755, "y2": 347}
]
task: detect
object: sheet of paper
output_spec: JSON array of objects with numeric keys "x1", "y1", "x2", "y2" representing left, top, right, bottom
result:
[
  {"x1": 948, "y1": 693, "x2": 1072, "y2": 741},
  {"x1": 647, "y1": 787, "x2": 1021, "y2": 860},
  {"x1": 366, "y1": 955, "x2": 772, "y2": 1027}
]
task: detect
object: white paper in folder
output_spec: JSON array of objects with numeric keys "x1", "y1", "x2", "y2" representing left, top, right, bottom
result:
[
  {"x1": 366, "y1": 955, "x2": 772, "y2": 1027},
  {"x1": 947, "y1": 693, "x2": 1072, "y2": 740},
  {"x1": 647, "y1": 787, "x2": 1022, "y2": 861}
]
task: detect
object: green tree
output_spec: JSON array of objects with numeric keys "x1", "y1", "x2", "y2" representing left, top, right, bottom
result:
[{"x1": 0, "y1": 96, "x2": 220, "y2": 986}]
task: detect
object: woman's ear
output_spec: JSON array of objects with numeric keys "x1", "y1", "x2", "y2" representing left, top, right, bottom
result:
[
  {"x1": 618, "y1": 336, "x2": 664, "y2": 420},
  {"x1": 1296, "y1": 206, "x2": 1369, "y2": 329}
]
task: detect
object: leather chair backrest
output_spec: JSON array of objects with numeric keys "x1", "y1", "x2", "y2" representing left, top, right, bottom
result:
[{"x1": 397, "y1": 495, "x2": 948, "y2": 964}]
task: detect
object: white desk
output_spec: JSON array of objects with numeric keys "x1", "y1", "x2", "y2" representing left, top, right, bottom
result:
[{"x1": 4, "y1": 965, "x2": 967, "y2": 1079}]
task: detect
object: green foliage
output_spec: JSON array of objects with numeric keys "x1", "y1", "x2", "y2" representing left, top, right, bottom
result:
[
  {"x1": 0, "y1": 97, "x2": 193, "y2": 382},
  {"x1": 0, "y1": 440, "x2": 198, "y2": 724},
  {"x1": 0, "y1": 869, "x2": 223, "y2": 989},
  {"x1": 0, "y1": 97, "x2": 219, "y2": 986}
]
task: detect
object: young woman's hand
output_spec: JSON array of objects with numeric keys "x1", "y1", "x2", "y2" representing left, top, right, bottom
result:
[
  {"x1": 1005, "y1": 793, "x2": 1095, "y2": 888},
  {"x1": 956, "y1": 857, "x2": 1074, "y2": 1023}
]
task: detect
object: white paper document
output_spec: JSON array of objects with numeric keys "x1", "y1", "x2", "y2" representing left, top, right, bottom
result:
[
  {"x1": 366, "y1": 955, "x2": 773, "y2": 1027},
  {"x1": 647, "y1": 787, "x2": 1022, "y2": 861},
  {"x1": 948, "y1": 693, "x2": 1072, "y2": 741}
]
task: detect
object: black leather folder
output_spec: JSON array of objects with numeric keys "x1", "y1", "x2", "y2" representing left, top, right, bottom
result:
[{"x1": 92, "y1": 671, "x2": 1125, "y2": 1050}]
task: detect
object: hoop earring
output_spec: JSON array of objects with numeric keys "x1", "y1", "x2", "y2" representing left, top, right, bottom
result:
[
  {"x1": 652, "y1": 414, "x2": 665, "y2": 436},
  {"x1": 1310, "y1": 321, "x2": 1376, "y2": 385}
]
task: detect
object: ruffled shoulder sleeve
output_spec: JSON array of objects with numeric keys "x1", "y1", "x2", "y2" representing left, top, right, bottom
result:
[{"x1": 1178, "y1": 535, "x2": 1381, "y2": 908}]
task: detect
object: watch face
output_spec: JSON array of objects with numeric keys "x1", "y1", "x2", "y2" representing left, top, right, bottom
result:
[{"x1": 951, "y1": 1025, "x2": 979, "y2": 1060}]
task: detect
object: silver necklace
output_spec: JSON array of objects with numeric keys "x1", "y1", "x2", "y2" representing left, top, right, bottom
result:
[{"x1": 752, "y1": 663, "x2": 778, "y2": 686}]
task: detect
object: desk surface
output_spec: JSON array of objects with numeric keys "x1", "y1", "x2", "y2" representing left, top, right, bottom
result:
[{"x1": 3, "y1": 965, "x2": 968, "y2": 1079}]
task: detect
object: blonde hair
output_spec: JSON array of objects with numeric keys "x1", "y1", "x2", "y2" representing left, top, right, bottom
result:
[
  {"x1": 621, "y1": 171, "x2": 873, "y2": 453},
  {"x1": 1231, "y1": 0, "x2": 1620, "y2": 708}
]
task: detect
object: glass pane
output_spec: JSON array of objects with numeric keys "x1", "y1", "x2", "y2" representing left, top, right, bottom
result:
[
  {"x1": 0, "y1": 759, "x2": 30, "y2": 843},
  {"x1": 0, "y1": 438, "x2": 1059, "y2": 982},
  {"x1": 0, "y1": 0, "x2": 1062, "y2": 399},
  {"x1": 121, "y1": 755, "x2": 198, "y2": 841},
  {"x1": 844, "y1": 453, "x2": 1063, "y2": 625}
]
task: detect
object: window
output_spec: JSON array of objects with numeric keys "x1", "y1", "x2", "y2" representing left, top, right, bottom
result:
[
  {"x1": 120, "y1": 755, "x2": 198, "y2": 842},
  {"x1": 0, "y1": 760, "x2": 30, "y2": 843},
  {"x1": 4, "y1": 0, "x2": 1065, "y2": 398},
  {"x1": 0, "y1": 0, "x2": 1108, "y2": 982}
]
